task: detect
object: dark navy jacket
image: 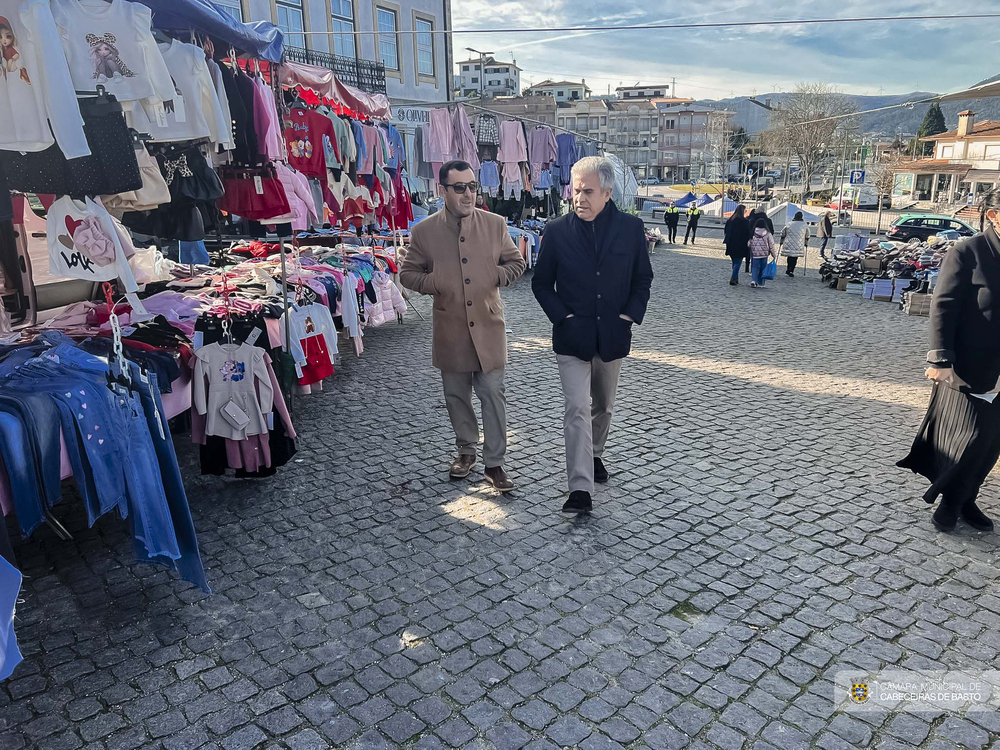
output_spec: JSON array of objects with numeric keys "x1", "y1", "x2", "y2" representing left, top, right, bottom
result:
[{"x1": 532, "y1": 201, "x2": 654, "y2": 362}]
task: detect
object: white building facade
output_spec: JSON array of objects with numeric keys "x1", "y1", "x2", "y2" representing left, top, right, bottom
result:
[
  {"x1": 456, "y1": 56, "x2": 520, "y2": 98},
  {"x1": 523, "y1": 79, "x2": 591, "y2": 103}
]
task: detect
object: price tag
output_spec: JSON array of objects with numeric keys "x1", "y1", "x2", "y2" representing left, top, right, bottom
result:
[
  {"x1": 154, "y1": 102, "x2": 167, "y2": 128},
  {"x1": 254, "y1": 176, "x2": 264, "y2": 195},
  {"x1": 246, "y1": 327, "x2": 263, "y2": 346},
  {"x1": 192, "y1": 331, "x2": 204, "y2": 350}
]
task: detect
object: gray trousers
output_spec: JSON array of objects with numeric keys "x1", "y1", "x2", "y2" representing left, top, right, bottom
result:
[
  {"x1": 440, "y1": 368, "x2": 507, "y2": 468},
  {"x1": 556, "y1": 354, "x2": 623, "y2": 493}
]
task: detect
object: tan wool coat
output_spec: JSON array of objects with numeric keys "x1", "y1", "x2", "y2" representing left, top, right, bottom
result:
[{"x1": 400, "y1": 207, "x2": 526, "y2": 372}]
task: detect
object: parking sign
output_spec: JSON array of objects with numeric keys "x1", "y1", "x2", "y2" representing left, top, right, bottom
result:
[{"x1": 849, "y1": 170, "x2": 865, "y2": 185}]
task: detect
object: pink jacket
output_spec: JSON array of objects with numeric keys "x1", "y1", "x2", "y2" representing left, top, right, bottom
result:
[
  {"x1": 749, "y1": 228, "x2": 776, "y2": 258},
  {"x1": 365, "y1": 272, "x2": 407, "y2": 327}
]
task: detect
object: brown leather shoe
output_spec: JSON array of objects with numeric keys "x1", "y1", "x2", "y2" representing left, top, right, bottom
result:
[
  {"x1": 449, "y1": 454, "x2": 476, "y2": 479},
  {"x1": 484, "y1": 466, "x2": 515, "y2": 492}
]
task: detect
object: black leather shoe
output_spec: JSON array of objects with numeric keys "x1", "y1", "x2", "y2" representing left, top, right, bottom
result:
[
  {"x1": 562, "y1": 491, "x2": 592, "y2": 514},
  {"x1": 933, "y1": 504, "x2": 958, "y2": 532},
  {"x1": 962, "y1": 502, "x2": 994, "y2": 531},
  {"x1": 594, "y1": 457, "x2": 609, "y2": 484}
]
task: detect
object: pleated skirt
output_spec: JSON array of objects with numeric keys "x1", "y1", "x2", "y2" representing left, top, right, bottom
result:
[{"x1": 898, "y1": 383, "x2": 1000, "y2": 505}]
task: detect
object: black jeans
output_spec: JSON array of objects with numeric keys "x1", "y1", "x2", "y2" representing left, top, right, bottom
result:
[
  {"x1": 786, "y1": 257, "x2": 799, "y2": 274},
  {"x1": 666, "y1": 224, "x2": 677, "y2": 242},
  {"x1": 684, "y1": 223, "x2": 698, "y2": 243}
]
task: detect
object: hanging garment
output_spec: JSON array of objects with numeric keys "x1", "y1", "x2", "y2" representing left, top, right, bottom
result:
[
  {"x1": 206, "y1": 59, "x2": 235, "y2": 152},
  {"x1": 0, "y1": 0, "x2": 89, "y2": 157},
  {"x1": 0, "y1": 92, "x2": 141, "y2": 197},
  {"x1": 427, "y1": 107, "x2": 454, "y2": 163},
  {"x1": 280, "y1": 302, "x2": 337, "y2": 383},
  {"x1": 215, "y1": 58, "x2": 254, "y2": 164},
  {"x1": 101, "y1": 143, "x2": 171, "y2": 213},
  {"x1": 380, "y1": 123, "x2": 406, "y2": 171},
  {"x1": 364, "y1": 272, "x2": 407, "y2": 327},
  {"x1": 451, "y1": 105, "x2": 480, "y2": 170},
  {"x1": 479, "y1": 161, "x2": 501, "y2": 197},
  {"x1": 252, "y1": 74, "x2": 282, "y2": 161},
  {"x1": 414, "y1": 125, "x2": 434, "y2": 180},
  {"x1": 217, "y1": 167, "x2": 291, "y2": 222},
  {"x1": 284, "y1": 107, "x2": 337, "y2": 178},
  {"x1": 50, "y1": 0, "x2": 175, "y2": 120},
  {"x1": 322, "y1": 108, "x2": 355, "y2": 170},
  {"x1": 271, "y1": 164, "x2": 319, "y2": 231},
  {"x1": 498, "y1": 120, "x2": 528, "y2": 163},
  {"x1": 528, "y1": 125, "x2": 558, "y2": 172},
  {"x1": 350, "y1": 119, "x2": 367, "y2": 169},
  {"x1": 129, "y1": 38, "x2": 229, "y2": 144},
  {"x1": 556, "y1": 133, "x2": 578, "y2": 183},
  {"x1": 476, "y1": 113, "x2": 500, "y2": 146},
  {"x1": 193, "y1": 342, "x2": 273, "y2": 440},
  {"x1": 47, "y1": 196, "x2": 141, "y2": 291}
]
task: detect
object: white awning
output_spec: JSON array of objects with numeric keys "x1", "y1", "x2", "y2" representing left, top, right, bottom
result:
[{"x1": 934, "y1": 79, "x2": 1000, "y2": 102}]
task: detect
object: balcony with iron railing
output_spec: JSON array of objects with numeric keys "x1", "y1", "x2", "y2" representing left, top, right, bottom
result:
[{"x1": 284, "y1": 46, "x2": 387, "y2": 95}]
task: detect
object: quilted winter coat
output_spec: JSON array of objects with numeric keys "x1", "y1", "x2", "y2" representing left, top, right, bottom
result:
[{"x1": 365, "y1": 272, "x2": 407, "y2": 327}]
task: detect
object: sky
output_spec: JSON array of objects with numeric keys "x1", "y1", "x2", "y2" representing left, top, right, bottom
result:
[{"x1": 450, "y1": 0, "x2": 999, "y2": 100}]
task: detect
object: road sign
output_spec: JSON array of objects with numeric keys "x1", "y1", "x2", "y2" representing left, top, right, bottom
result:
[
  {"x1": 849, "y1": 169, "x2": 866, "y2": 185},
  {"x1": 968, "y1": 193, "x2": 976, "y2": 206},
  {"x1": 747, "y1": 169, "x2": 754, "y2": 176},
  {"x1": 690, "y1": 180, "x2": 696, "y2": 188}
]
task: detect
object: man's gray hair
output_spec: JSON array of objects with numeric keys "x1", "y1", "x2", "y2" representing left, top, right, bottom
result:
[{"x1": 571, "y1": 156, "x2": 615, "y2": 191}]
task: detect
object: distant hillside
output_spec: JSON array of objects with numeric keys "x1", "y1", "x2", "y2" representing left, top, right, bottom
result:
[{"x1": 697, "y1": 85, "x2": 1000, "y2": 136}]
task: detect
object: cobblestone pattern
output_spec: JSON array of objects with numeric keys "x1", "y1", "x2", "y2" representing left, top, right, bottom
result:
[{"x1": 3, "y1": 237, "x2": 1000, "y2": 749}]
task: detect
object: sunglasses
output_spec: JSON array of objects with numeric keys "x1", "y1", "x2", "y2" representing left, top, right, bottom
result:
[{"x1": 441, "y1": 181, "x2": 480, "y2": 195}]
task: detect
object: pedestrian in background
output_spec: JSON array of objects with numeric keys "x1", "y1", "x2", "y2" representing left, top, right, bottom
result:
[
  {"x1": 532, "y1": 156, "x2": 653, "y2": 515},
  {"x1": 745, "y1": 207, "x2": 773, "y2": 272},
  {"x1": 400, "y1": 160, "x2": 526, "y2": 491},
  {"x1": 779, "y1": 211, "x2": 810, "y2": 277},
  {"x1": 663, "y1": 200, "x2": 679, "y2": 243},
  {"x1": 818, "y1": 211, "x2": 834, "y2": 259},
  {"x1": 723, "y1": 204, "x2": 751, "y2": 286},
  {"x1": 748, "y1": 217, "x2": 777, "y2": 288},
  {"x1": 684, "y1": 202, "x2": 701, "y2": 245},
  {"x1": 898, "y1": 190, "x2": 1000, "y2": 533}
]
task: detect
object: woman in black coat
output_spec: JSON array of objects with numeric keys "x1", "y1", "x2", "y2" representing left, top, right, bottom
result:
[
  {"x1": 723, "y1": 204, "x2": 751, "y2": 286},
  {"x1": 899, "y1": 191, "x2": 1000, "y2": 532}
]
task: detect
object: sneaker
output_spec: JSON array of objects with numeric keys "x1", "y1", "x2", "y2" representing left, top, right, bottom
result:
[
  {"x1": 962, "y1": 501, "x2": 994, "y2": 531},
  {"x1": 484, "y1": 466, "x2": 515, "y2": 493},
  {"x1": 750, "y1": 281, "x2": 758, "y2": 288},
  {"x1": 449, "y1": 454, "x2": 476, "y2": 479},
  {"x1": 594, "y1": 457, "x2": 609, "y2": 484},
  {"x1": 562, "y1": 491, "x2": 592, "y2": 514},
  {"x1": 729, "y1": 280, "x2": 738, "y2": 286}
]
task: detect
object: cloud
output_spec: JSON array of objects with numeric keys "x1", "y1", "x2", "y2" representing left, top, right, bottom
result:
[{"x1": 452, "y1": 0, "x2": 1000, "y2": 97}]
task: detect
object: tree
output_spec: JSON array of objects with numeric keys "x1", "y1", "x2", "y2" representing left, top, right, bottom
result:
[
  {"x1": 868, "y1": 152, "x2": 908, "y2": 233},
  {"x1": 765, "y1": 83, "x2": 858, "y2": 195},
  {"x1": 727, "y1": 125, "x2": 749, "y2": 164},
  {"x1": 916, "y1": 103, "x2": 947, "y2": 156}
]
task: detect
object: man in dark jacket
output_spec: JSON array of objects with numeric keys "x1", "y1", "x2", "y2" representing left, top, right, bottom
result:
[
  {"x1": 663, "y1": 201, "x2": 679, "y2": 243},
  {"x1": 818, "y1": 211, "x2": 834, "y2": 259},
  {"x1": 684, "y1": 203, "x2": 702, "y2": 244},
  {"x1": 531, "y1": 157, "x2": 654, "y2": 514}
]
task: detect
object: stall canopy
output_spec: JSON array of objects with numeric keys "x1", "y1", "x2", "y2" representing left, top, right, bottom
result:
[
  {"x1": 784, "y1": 202, "x2": 822, "y2": 223},
  {"x1": 672, "y1": 192, "x2": 697, "y2": 207},
  {"x1": 697, "y1": 193, "x2": 717, "y2": 206},
  {"x1": 139, "y1": 0, "x2": 284, "y2": 63},
  {"x1": 280, "y1": 60, "x2": 391, "y2": 119}
]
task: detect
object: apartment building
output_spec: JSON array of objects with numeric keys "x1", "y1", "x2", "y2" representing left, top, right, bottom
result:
[
  {"x1": 616, "y1": 84, "x2": 672, "y2": 100},
  {"x1": 456, "y1": 56, "x2": 520, "y2": 98},
  {"x1": 606, "y1": 100, "x2": 658, "y2": 179},
  {"x1": 656, "y1": 103, "x2": 732, "y2": 182},
  {"x1": 556, "y1": 99, "x2": 609, "y2": 145},
  {"x1": 523, "y1": 79, "x2": 591, "y2": 103},
  {"x1": 238, "y1": 0, "x2": 453, "y2": 104}
]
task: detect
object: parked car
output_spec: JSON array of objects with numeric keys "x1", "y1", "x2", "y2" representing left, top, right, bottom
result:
[
  {"x1": 638, "y1": 178, "x2": 661, "y2": 186},
  {"x1": 764, "y1": 169, "x2": 782, "y2": 179},
  {"x1": 886, "y1": 214, "x2": 977, "y2": 242}
]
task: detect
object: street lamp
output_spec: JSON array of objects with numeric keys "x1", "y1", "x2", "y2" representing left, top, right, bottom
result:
[{"x1": 465, "y1": 47, "x2": 493, "y2": 102}]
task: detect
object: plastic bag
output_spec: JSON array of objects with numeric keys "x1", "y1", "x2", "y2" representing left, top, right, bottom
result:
[{"x1": 763, "y1": 259, "x2": 777, "y2": 280}]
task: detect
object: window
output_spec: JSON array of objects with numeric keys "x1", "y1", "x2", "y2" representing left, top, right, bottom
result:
[
  {"x1": 558, "y1": 117, "x2": 565, "y2": 127},
  {"x1": 331, "y1": 0, "x2": 355, "y2": 58},
  {"x1": 940, "y1": 145, "x2": 954, "y2": 158},
  {"x1": 462, "y1": 65, "x2": 470, "y2": 72},
  {"x1": 601, "y1": 116, "x2": 607, "y2": 125},
  {"x1": 416, "y1": 18, "x2": 434, "y2": 77},
  {"x1": 663, "y1": 118, "x2": 676, "y2": 130},
  {"x1": 216, "y1": 0, "x2": 243, "y2": 22},
  {"x1": 277, "y1": 0, "x2": 304, "y2": 48},
  {"x1": 376, "y1": 7, "x2": 398, "y2": 70},
  {"x1": 471, "y1": 77, "x2": 478, "y2": 83},
  {"x1": 557, "y1": 90, "x2": 564, "y2": 98}
]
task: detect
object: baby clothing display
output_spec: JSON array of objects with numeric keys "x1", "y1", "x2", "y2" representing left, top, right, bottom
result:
[
  {"x1": 193, "y1": 341, "x2": 273, "y2": 440},
  {"x1": 0, "y1": 0, "x2": 89, "y2": 157}
]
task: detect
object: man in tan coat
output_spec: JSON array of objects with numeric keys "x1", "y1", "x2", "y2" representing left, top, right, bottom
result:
[{"x1": 400, "y1": 160, "x2": 526, "y2": 491}]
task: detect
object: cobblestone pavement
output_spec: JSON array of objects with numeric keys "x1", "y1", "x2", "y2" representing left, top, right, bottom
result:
[{"x1": 5, "y1": 235, "x2": 1000, "y2": 750}]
